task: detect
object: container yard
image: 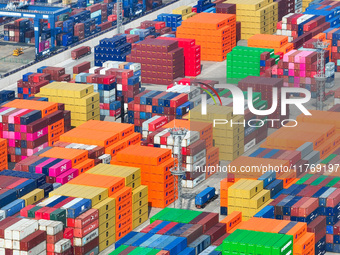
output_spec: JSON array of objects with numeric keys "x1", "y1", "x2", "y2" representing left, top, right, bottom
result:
[{"x1": 1, "y1": 0, "x2": 340, "y2": 254}]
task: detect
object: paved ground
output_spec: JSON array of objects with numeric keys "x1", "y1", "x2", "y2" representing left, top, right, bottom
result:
[{"x1": 0, "y1": 41, "x2": 36, "y2": 75}]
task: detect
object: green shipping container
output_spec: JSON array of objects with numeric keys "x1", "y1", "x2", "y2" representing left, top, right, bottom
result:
[
  {"x1": 109, "y1": 245, "x2": 129, "y2": 255},
  {"x1": 326, "y1": 177, "x2": 340, "y2": 187},
  {"x1": 150, "y1": 208, "x2": 202, "y2": 224},
  {"x1": 321, "y1": 154, "x2": 337, "y2": 164},
  {"x1": 310, "y1": 175, "x2": 328, "y2": 186},
  {"x1": 222, "y1": 230, "x2": 293, "y2": 255},
  {"x1": 295, "y1": 174, "x2": 313, "y2": 185}
]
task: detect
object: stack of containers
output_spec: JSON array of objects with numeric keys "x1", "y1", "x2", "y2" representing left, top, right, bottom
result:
[
  {"x1": 172, "y1": 6, "x2": 196, "y2": 20},
  {"x1": 276, "y1": 13, "x2": 329, "y2": 47},
  {"x1": 139, "y1": 20, "x2": 169, "y2": 36},
  {"x1": 112, "y1": 145, "x2": 176, "y2": 208},
  {"x1": 238, "y1": 76, "x2": 288, "y2": 129},
  {"x1": 156, "y1": 37, "x2": 201, "y2": 77},
  {"x1": 271, "y1": 50, "x2": 333, "y2": 97},
  {"x1": 216, "y1": 89, "x2": 269, "y2": 152},
  {"x1": 321, "y1": 27, "x2": 340, "y2": 72},
  {"x1": 216, "y1": 218, "x2": 316, "y2": 255},
  {"x1": 220, "y1": 229, "x2": 294, "y2": 255},
  {"x1": 94, "y1": 35, "x2": 132, "y2": 66},
  {"x1": 127, "y1": 38, "x2": 185, "y2": 85},
  {"x1": 0, "y1": 139, "x2": 7, "y2": 171},
  {"x1": 127, "y1": 89, "x2": 192, "y2": 132},
  {"x1": 87, "y1": 164, "x2": 149, "y2": 230},
  {"x1": 143, "y1": 119, "x2": 219, "y2": 187},
  {"x1": 37, "y1": 192, "x2": 99, "y2": 252},
  {"x1": 58, "y1": 120, "x2": 140, "y2": 159},
  {"x1": 247, "y1": 34, "x2": 293, "y2": 54},
  {"x1": 166, "y1": 85, "x2": 202, "y2": 119},
  {"x1": 176, "y1": 13, "x2": 236, "y2": 61},
  {"x1": 37, "y1": 82, "x2": 100, "y2": 127},
  {"x1": 17, "y1": 73, "x2": 51, "y2": 99},
  {"x1": 67, "y1": 174, "x2": 123, "y2": 251},
  {"x1": 156, "y1": 13, "x2": 182, "y2": 31},
  {"x1": 13, "y1": 146, "x2": 95, "y2": 185},
  {"x1": 0, "y1": 218, "x2": 49, "y2": 255},
  {"x1": 189, "y1": 105, "x2": 244, "y2": 161},
  {"x1": 41, "y1": 66, "x2": 71, "y2": 82},
  {"x1": 226, "y1": 46, "x2": 279, "y2": 84},
  {"x1": 0, "y1": 99, "x2": 71, "y2": 162},
  {"x1": 219, "y1": 177, "x2": 236, "y2": 215},
  {"x1": 225, "y1": 0, "x2": 278, "y2": 40},
  {"x1": 0, "y1": 170, "x2": 49, "y2": 218},
  {"x1": 102, "y1": 61, "x2": 141, "y2": 104},
  {"x1": 256, "y1": 173, "x2": 340, "y2": 254},
  {"x1": 228, "y1": 179, "x2": 273, "y2": 221},
  {"x1": 4, "y1": 19, "x2": 34, "y2": 43},
  {"x1": 140, "y1": 116, "x2": 169, "y2": 139},
  {"x1": 276, "y1": 0, "x2": 295, "y2": 22},
  {"x1": 227, "y1": 46, "x2": 280, "y2": 84},
  {"x1": 75, "y1": 69, "x2": 118, "y2": 119}
]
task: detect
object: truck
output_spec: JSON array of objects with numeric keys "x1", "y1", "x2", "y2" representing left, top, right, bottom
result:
[
  {"x1": 71, "y1": 46, "x2": 91, "y2": 60},
  {"x1": 195, "y1": 187, "x2": 218, "y2": 209}
]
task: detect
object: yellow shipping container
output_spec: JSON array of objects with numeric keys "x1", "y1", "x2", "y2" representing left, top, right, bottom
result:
[
  {"x1": 133, "y1": 212, "x2": 148, "y2": 229},
  {"x1": 49, "y1": 184, "x2": 108, "y2": 206},
  {"x1": 93, "y1": 198, "x2": 116, "y2": 216},
  {"x1": 88, "y1": 164, "x2": 141, "y2": 185},
  {"x1": 21, "y1": 189, "x2": 44, "y2": 205}
]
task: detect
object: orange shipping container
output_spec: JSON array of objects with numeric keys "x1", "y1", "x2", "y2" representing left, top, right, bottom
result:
[
  {"x1": 3, "y1": 99, "x2": 58, "y2": 118},
  {"x1": 293, "y1": 232, "x2": 315, "y2": 255},
  {"x1": 59, "y1": 128, "x2": 119, "y2": 148},
  {"x1": 77, "y1": 120, "x2": 134, "y2": 140},
  {"x1": 220, "y1": 211, "x2": 242, "y2": 232},
  {"x1": 105, "y1": 132, "x2": 141, "y2": 156},
  {"x1": 40, "y1": 147, "x2": 88, "y2": 166},
  {"x1": 116, "y1": 145, "x2": 172, "y2": 166},
  {"x1": 74, "y1": 159, "x2": 95, "y2": 174}
]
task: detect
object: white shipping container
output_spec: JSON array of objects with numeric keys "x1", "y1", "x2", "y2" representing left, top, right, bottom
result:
[
  {"x1": 61, "y1": 198, "x2": 82, "y2": 210},
  {"x1": 99, "y1": 154, "x2": 111, "y2": 164},
  {"x1": 282, "y1": 13, "x2": 294, "y2": 23},
  {"x1": 186, "y1": 149, "x2": 206, "y2": 164},
  {"x1": 181, "y1": 131, "x2": 199, "y2": 147},
  {"x1": 154, "y1": 129, "x2": 169, "y2": 144},
  {"x1": 46, "y1": 221, "x2": 63, "y2": 236},
  {"x1": 0, "y1": 238, "x2": 4, "y2": 248},
  {"x1": 38, "y1": 219, "x2": 50, "y2": 231},
  {"x1": 13, "y1": 220, "x2": 39, "y2": 240},
  {"x1": 37, "y1": 195, "x2": 61, "y2": 207},
  {"x1": 185, "y1": 157, "x2": 206, "y2": 172},
  {"x1": 4, "y1": 239, "x2": 12, "y2": 249},
  {"x1": 244, "y1": 138, "x2": 256, "y2": 152},
  {"x1": 99, "y1": 68, "x2": 110, "y2": 75},
  {"x1": 0, "y1": 210, "x2": 5, "y2": 222},
  {"x1": 54, "y1": 239, "x2": 71, "y2": 253},
  {"x1": 4, "y1": 219, "x2": 29, "y2": 240},
  {"x1": 186, "y1": 174, "x2": 206, "y2": 188},
  {"x1": 20, "y1": 241, "x2": 46, "y2": 255}
]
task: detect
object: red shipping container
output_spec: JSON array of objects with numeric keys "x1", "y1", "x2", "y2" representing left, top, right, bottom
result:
[
  {"x1": 326, "y1": 189, "x2": 340, "y2": 207},
  {"x1": 73, "y1": 61, "x2": 91, "y2": 74},
  {"x1": 19, "y1": 231, "x2": 46, "y2": 251}
]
